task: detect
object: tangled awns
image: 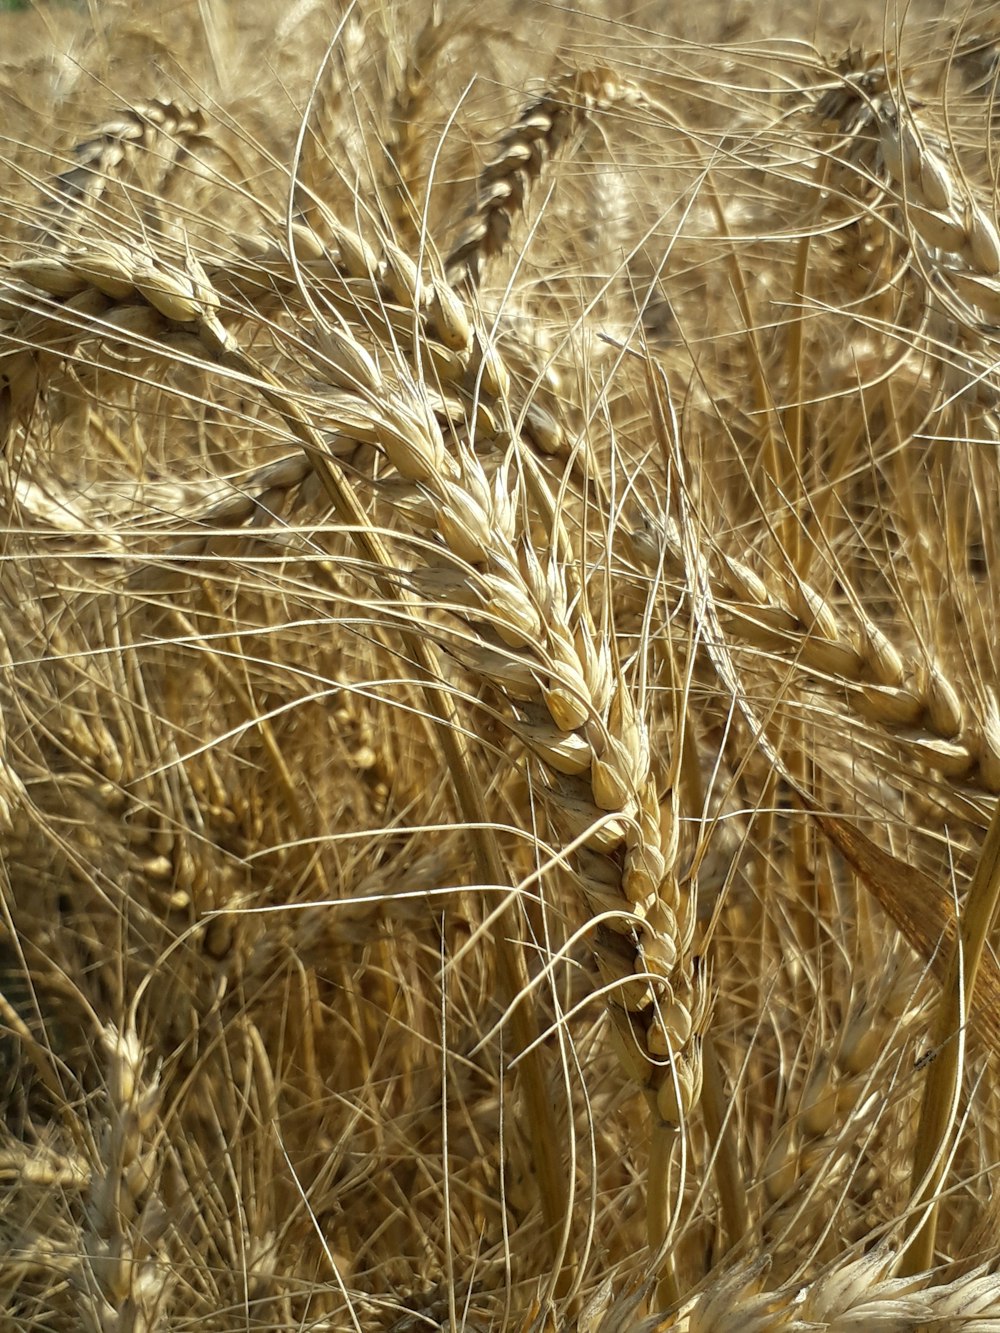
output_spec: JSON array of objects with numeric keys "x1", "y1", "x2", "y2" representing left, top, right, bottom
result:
[{"x1": 4, "y1": 0, "x2": 1000, "y2": 1328}]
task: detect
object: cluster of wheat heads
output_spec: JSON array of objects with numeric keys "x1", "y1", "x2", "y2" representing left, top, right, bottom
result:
[{"x1": 3, "y1": 0, "x2": 1000, "y2": 1329}]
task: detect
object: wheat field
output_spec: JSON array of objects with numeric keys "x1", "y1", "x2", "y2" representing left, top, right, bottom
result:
[{"x1": 1, "y1": 0, "x2": 1000, "y2": 1328}]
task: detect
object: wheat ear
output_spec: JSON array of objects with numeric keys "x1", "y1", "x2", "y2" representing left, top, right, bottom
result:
[
  {"x1": 445, "y1": 67, "x2": 634, "y2": 287},
  {"x1": 289, "y1": 317, "x2": 703, "y2": 1130},
  {"x1": 818, "y1": 67, "x2": 1000, "y2": 330},
  {"x1": 628, "y1": 517, "x2": 1000, "y2": 794},
  {"x1": 131, "y1": 225, "x2": 706, "y2": 1130},
  {"x1": 663, "y1": 1251, "x2": 1000, "y2": 1333},
  {"x1": 75, "y1": 1023, "x2": 169, "y2": 1333},
  {"x1": 383, "y1": 7, "x2": 448, "y2": 243},
  {"x1": 39, "y1": 100, "x2": 212, "y2": 248}
]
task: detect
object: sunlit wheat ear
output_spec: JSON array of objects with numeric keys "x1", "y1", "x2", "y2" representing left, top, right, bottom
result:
[
  {"x1": 445, "y1": 66, "x2": 640, "y2": 288},
  {"x1": 662, "y1": 1251, "x2": 1000, "y2": 1332},
  {"x1": 292, "y1": 350, "x2": 708, "y2": 1126},
  {"x1": 190, "y1": 175, "x2": 708, "y2": 1127},
  {"x1": 74, "y1": 1023, "x2": 170, "y2": 1333},
  {"x1": 36, "y1": 100, "x2": 213, "y2": 249},
  {"x1": 627, "y1": 516, "x2": 1000, "y2": 794}
]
